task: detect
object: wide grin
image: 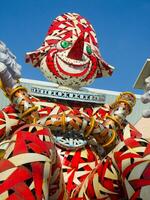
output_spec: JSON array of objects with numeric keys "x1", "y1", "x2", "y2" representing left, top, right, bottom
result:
[{"x1": 56, "y1": 51, "x2": 90, "y2": 75}]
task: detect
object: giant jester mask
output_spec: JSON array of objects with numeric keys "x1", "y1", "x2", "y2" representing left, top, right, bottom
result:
[{"x1": 26, "y1": 13, "x2": 114, "y2": 88}]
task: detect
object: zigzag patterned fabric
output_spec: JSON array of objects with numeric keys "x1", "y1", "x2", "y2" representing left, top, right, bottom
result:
[
  {"x1": 0, "y1": 124, "x2": 67, "y2": 200},
  {"x1": 0, "y1": 99, "x2": 150, "y2": 199},
  {"x1": 71, "y1": 124, "x2": 150, "y2": 199}
]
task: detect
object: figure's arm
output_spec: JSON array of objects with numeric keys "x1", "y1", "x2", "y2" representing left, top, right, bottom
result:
[
  {"x1": 0, "y1": 42, "x2": 24, "y2": 141},
  {"x1": 0, "y1": 41, "x2": 40, "y2": 151},
  {"x1": 0, "y1": 41, "x2": 39, "y2": 123}
]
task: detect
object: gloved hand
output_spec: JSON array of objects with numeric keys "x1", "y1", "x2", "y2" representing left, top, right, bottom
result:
[
  {"x1": 141, "y1": 76, "x2": 150, "y2": 118},
  {"x1": 0, "y1": 41, "x2": 21, "y2": 90}
]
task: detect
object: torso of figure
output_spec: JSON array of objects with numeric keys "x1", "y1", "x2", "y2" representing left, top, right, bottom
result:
[{"x1": 0, "y1": 95, "x2": 110, "y2": 195}]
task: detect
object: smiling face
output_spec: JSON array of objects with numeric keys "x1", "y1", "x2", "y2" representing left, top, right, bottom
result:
[{"x1": 26, "y1": 13, "x2": 114, "y2": 88}]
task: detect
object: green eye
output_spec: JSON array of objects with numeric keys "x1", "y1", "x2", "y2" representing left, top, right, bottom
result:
[
  {"x1": 60, "y1": 41, "x2": 70, "y2": 48},
  {"x1": 86, "y1": 45, "x2": 92, "y2": 54}
]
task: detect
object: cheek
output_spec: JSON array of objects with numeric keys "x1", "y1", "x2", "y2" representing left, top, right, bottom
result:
[
  {"x1": 87, "y1": 55, "x2": 98, "y2": 71},
  {"x1": 46, "y1": 51, "x2": 54, "y2": 68},
  {"x1": 46, "y1": 50, "x2": 62, "y2": 78},
  {"x1": 83, "y1": 55, "x2": 98, "y2": 81}
]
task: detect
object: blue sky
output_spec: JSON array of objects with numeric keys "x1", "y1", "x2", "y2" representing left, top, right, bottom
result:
[{"x1": 0, "y1": 0, "x2": 150, "y2": 94}]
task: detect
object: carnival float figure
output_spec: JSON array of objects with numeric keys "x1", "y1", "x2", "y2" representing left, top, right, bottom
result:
[{"x1": 0, "y1": 13, "x2": 150, "y2": 200}]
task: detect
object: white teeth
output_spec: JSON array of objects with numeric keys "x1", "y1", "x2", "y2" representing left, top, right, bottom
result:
[
  {"x1": 57, "y1": 56, "x2": 87, "y2": 74},
  {"x1": 57, "y1": 51, "x2": 89, "y2": 66}
]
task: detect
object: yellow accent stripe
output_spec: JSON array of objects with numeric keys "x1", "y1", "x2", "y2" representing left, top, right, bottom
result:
[{"x1": 85, "y1": 117, "x2": 95, "y2": 137}]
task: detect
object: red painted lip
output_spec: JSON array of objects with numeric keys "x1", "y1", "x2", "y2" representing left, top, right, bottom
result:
[{"x1": 56, "y1": 56, "x2": 90, "y2": 77}]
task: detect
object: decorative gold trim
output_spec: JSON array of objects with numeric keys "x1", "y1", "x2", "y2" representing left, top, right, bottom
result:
[
  {"x1": 106, "y1": 115, "x2": 121, "y2": 129},
  {"x1": 0, "y1": 80, "x2": 8, "y2": 97},
  {"x1": 62, "y1": 113, "x2": 66, "y2": 133},
  {"x1": 117, "y1": 99, "x2": 133, "y2": 114},
  {"x1": 21, "y1": 106, "x2": 38, "y2": 119},
  {"x1": 33, "y1": 117, "x2": 37, "y2": 124},
  {"x1": 0, "y1": 149, "x2": 5, "y2": 159},
  {"x1": 102, "y1": 130, "x2": 116, "y2": 148},
  {"x1": 117, "y1": 91, "x2": 136, "y2": 105},
  {"x1": 85, "y1": 117, "x2": 95, "y2": 137},
  {"x1": 9, "y1": 86, "x2": 27, "y2": 100}
]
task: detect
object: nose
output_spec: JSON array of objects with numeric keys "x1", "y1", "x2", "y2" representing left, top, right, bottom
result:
[{"x1": 67, "y1": 33, "x2": 84, "y2": 61}]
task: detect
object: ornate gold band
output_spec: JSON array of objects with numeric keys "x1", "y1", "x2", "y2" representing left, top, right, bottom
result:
[
  {"x1": 116, "y1": 91, "x2": 136, "y2": 106},
  {"x1": 102, "y1": 130, "x2": 116, "y2": 148},
  {"x1": 117, "y1": 99, "x2": 133, "y2": 114},
  {"x1": 21, "y1": 106, "x2": 38, "y2": 119},
  {"x1": 85, "y1": 117, "x2": 95, "y2": 137},
  {"x1": 62, "y1": 113, "x2": 66, "y2": 133},
  {"x1": 106, "y1": 115, "x2": 121, "y2": 129},
  {"x1": 9, "y1": 86, "x2": 27, "y2": 100}
]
